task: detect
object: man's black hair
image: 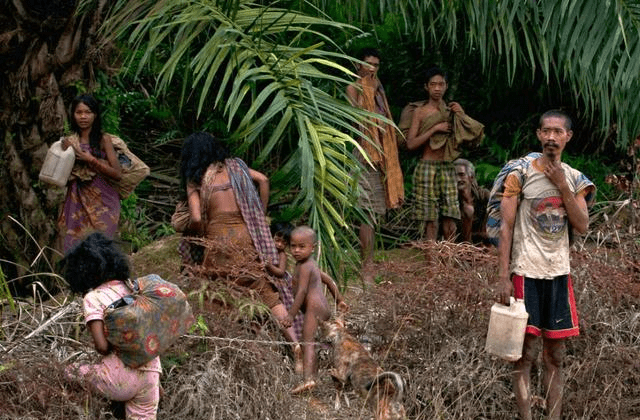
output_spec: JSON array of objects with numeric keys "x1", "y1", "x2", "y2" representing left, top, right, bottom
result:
[
  {"x1": 424, "y1": 66, "x2": 448, "y2": 84},
  {"x1": 539, "y1": 109, "x2": 573, "y2": 131},
  {"x1": 359, "y1": 47, "x2": 380, "y2": 60}
]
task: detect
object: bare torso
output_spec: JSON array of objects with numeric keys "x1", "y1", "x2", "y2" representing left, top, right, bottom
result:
[
  {"x1": 292, "y1": 260, "x2": 330, "y2": 318},
  {"x1": 407, "y1": 100, "x2": 450, "y2": 161}
]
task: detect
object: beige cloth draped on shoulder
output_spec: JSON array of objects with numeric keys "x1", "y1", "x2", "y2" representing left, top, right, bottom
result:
[
  {"x1": 354, "y1": 76, "x2": 404, "y2": 209},
  {"x1": 399, "y1": 101, "x2": 485, "y2": 161}
]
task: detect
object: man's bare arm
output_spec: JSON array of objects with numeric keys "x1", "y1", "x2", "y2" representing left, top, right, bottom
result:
[
  {"x1": 406, "y1": 107, "x2": 450, "y2": 151},
  {"x1": 346, "y1": 83, "x2": 360, "y2": 107},
  {"x1": 497, "y1": 194, "x2": 518, "y2": 305},
  {"x1": 186, "y1": 184, "x2": 203, "y2": 232}
]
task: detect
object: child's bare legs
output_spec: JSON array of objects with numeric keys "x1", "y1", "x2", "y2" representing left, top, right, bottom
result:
[
  {"x1": 291, "y1": 306, "x2": 330, "y2": 394},
  {"x1": 271, "y1": 303, "x2": 297, "y2": 340},
  {"x1": 271, "y1": 303, "x2": 303, "y2": 373}
]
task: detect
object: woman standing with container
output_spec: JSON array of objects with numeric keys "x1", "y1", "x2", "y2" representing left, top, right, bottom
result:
[{"x1": 57, "y1": 94, "x2": 121, "y2": 252}]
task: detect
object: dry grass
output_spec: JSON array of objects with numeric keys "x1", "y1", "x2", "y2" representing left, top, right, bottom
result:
[{"x1": 1, "y1": 236, "x2": 639, "y2": 419}]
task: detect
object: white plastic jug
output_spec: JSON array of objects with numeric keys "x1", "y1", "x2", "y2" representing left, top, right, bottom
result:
[
  {"x1": 485, "y1": 297, "x2": 528, "y2": 361},
  {"x1": 39, "y1": 139, "x2": 76, "y2": 187}
]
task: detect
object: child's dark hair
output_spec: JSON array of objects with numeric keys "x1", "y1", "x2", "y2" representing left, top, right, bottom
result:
[
  {"x1": 270, "y1": 221, "x2": 294, "y2": 243},
  {"x1": 62, "y1": 232, "x2": 130, "y2": 295}
]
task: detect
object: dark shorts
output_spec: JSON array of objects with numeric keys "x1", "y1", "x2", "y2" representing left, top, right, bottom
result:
[{"x1": 512, "y1": 274, "x2": 579, "y2": 339}]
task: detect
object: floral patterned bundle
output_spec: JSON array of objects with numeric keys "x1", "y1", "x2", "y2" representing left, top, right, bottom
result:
[{"x1": 104, "y1": 274, "x2": 194, "y2": 368}]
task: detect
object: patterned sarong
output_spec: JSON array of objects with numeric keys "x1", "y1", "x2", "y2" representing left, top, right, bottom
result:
[
  {"x1": 57, "y1": 143, "x2": 120, "y2": 253},
  {"x1": 226, "y1": 158, "x2": 279, "y2": 265}
]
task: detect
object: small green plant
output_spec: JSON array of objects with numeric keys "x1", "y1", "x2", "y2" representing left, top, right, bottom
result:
[
  {"x1": 189, "y1": 315, "x2": 209, "y2": 336},
  {"x1": 119, "y1": 192, "x2": 155, "y2": 250},
  {"x1": 0, "y1": 265, "x2": 15, "y2": 313},
  {"x1": 236, "y1": 298, "x2": 270, "y2": 322}
]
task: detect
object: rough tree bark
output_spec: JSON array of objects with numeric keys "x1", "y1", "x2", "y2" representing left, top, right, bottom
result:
[{"x1": 0, "y1": 0, "x2": 112, "y2": 285}]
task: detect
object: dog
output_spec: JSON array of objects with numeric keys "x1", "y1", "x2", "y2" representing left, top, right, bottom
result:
[{"x1": 321, "y1": 317, "x2": 406, "y2": 420}]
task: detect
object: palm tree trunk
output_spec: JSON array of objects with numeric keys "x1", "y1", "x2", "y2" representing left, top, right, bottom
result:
[{"x1": 0, "y1": 0, "x2": 112, "y2": 287}]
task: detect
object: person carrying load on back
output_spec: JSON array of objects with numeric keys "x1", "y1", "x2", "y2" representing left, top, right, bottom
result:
[
  {"x1": 495, "y1": 110, "x2": 595, "y2": 420},
  {"x1": 63, "y1": 232, "x2": 161, "y2": 420}
]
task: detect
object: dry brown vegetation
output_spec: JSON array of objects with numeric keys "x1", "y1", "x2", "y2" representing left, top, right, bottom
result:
[{"x1": 1, "y1": 235, "x2": 640, "y2": 419}]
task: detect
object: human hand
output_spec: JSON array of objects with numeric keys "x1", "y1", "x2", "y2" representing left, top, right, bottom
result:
[
  {"x1": 337, "y1": 300, "x2": 349, "y2": 313},
  {"x1": 543, "y1": 160, "x2": 568, "y2": 189},
  {"x1": 434, "y1": 121, "x2": 452, "y2": 134},
  {"x1": 281, "y1": 314, "x2": 293, "y2": 328},
  {"x1": 360, "y1": 72, "x2": 379, "y2": 88},
  {"x1": 448, "y1": 101, "x2": 464, "y2": 114},
  {"x1": 495, "y1": 276, "x2": 513, "y2": 306},
  {"x1": 69, "y1": 142, "x2": 93, "y2": 162}
]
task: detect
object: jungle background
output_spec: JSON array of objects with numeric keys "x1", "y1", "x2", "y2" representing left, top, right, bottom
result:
[{"x1": 1, "y1": 0, "x2": 640, "y2": 419}]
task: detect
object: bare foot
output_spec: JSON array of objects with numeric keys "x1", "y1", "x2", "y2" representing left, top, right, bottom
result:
[
  {"x1": 291, "y1": 379, "x2": 317, "y2": 395},
  {"x1": 293, "y1": 344, "x2": 303, "y2": 375}
]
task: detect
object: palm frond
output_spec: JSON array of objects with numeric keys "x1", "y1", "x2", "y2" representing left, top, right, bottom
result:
[
  {"x1": 103, "y1": 0, "x2": 379, "y2": 277},
  {"x1": 306, "y1": 0, "x2": 640, "y2": 146}
]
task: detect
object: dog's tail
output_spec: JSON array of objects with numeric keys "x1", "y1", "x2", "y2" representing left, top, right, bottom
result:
[{"x1": 366, "y1": 371, "x2": 405, "y2": 401}]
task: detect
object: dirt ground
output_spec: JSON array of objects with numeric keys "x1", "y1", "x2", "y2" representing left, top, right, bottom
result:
[{"x1": 1, "y1": 235, "x2": 639, "y2": 419}]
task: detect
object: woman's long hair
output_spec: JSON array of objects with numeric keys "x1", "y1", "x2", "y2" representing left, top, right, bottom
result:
[
  {"x1": 62, "y1": 232, "x2": 130, "y2": 295},
  {"x1": 179, "y1": 132, "x2": 230, "y2": 192},
  {"x1": 70, "y1": 94, "x2": 103, "y2": 152}
]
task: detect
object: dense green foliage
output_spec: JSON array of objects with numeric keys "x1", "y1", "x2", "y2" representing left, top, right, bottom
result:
[{"x1": 89, "y1": 0, "x2": 639, "y2": 273}]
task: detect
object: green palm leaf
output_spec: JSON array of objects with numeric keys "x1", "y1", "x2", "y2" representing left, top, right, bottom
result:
[
  {"x1": 102, "y1": 0, "x2": 384, "y2": 277},
  {"x1": 310, "y1": 0, "x2": 640, "y2": 146}
]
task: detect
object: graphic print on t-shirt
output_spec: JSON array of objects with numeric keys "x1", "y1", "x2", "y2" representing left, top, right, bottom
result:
[{"x1": 530, "y1": 195, "x2": 566, "y2": 240}]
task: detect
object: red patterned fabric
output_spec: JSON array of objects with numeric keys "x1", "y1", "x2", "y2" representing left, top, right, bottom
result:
[{"x1": 103, "y1": 275, "x2": 194, "y2": 368}]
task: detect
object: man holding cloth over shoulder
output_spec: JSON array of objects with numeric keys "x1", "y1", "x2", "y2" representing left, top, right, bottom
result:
[
  {"x1": 406, "y1": 67, "x2": 484, "y2": 241},
  {"x1": 496, "y1": 110, "x2": 596, "y2": 420}
]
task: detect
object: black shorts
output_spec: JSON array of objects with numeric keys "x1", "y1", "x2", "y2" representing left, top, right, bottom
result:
[{"x1": 512, "y1": 274, "x2": 579, "y2": 339}]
